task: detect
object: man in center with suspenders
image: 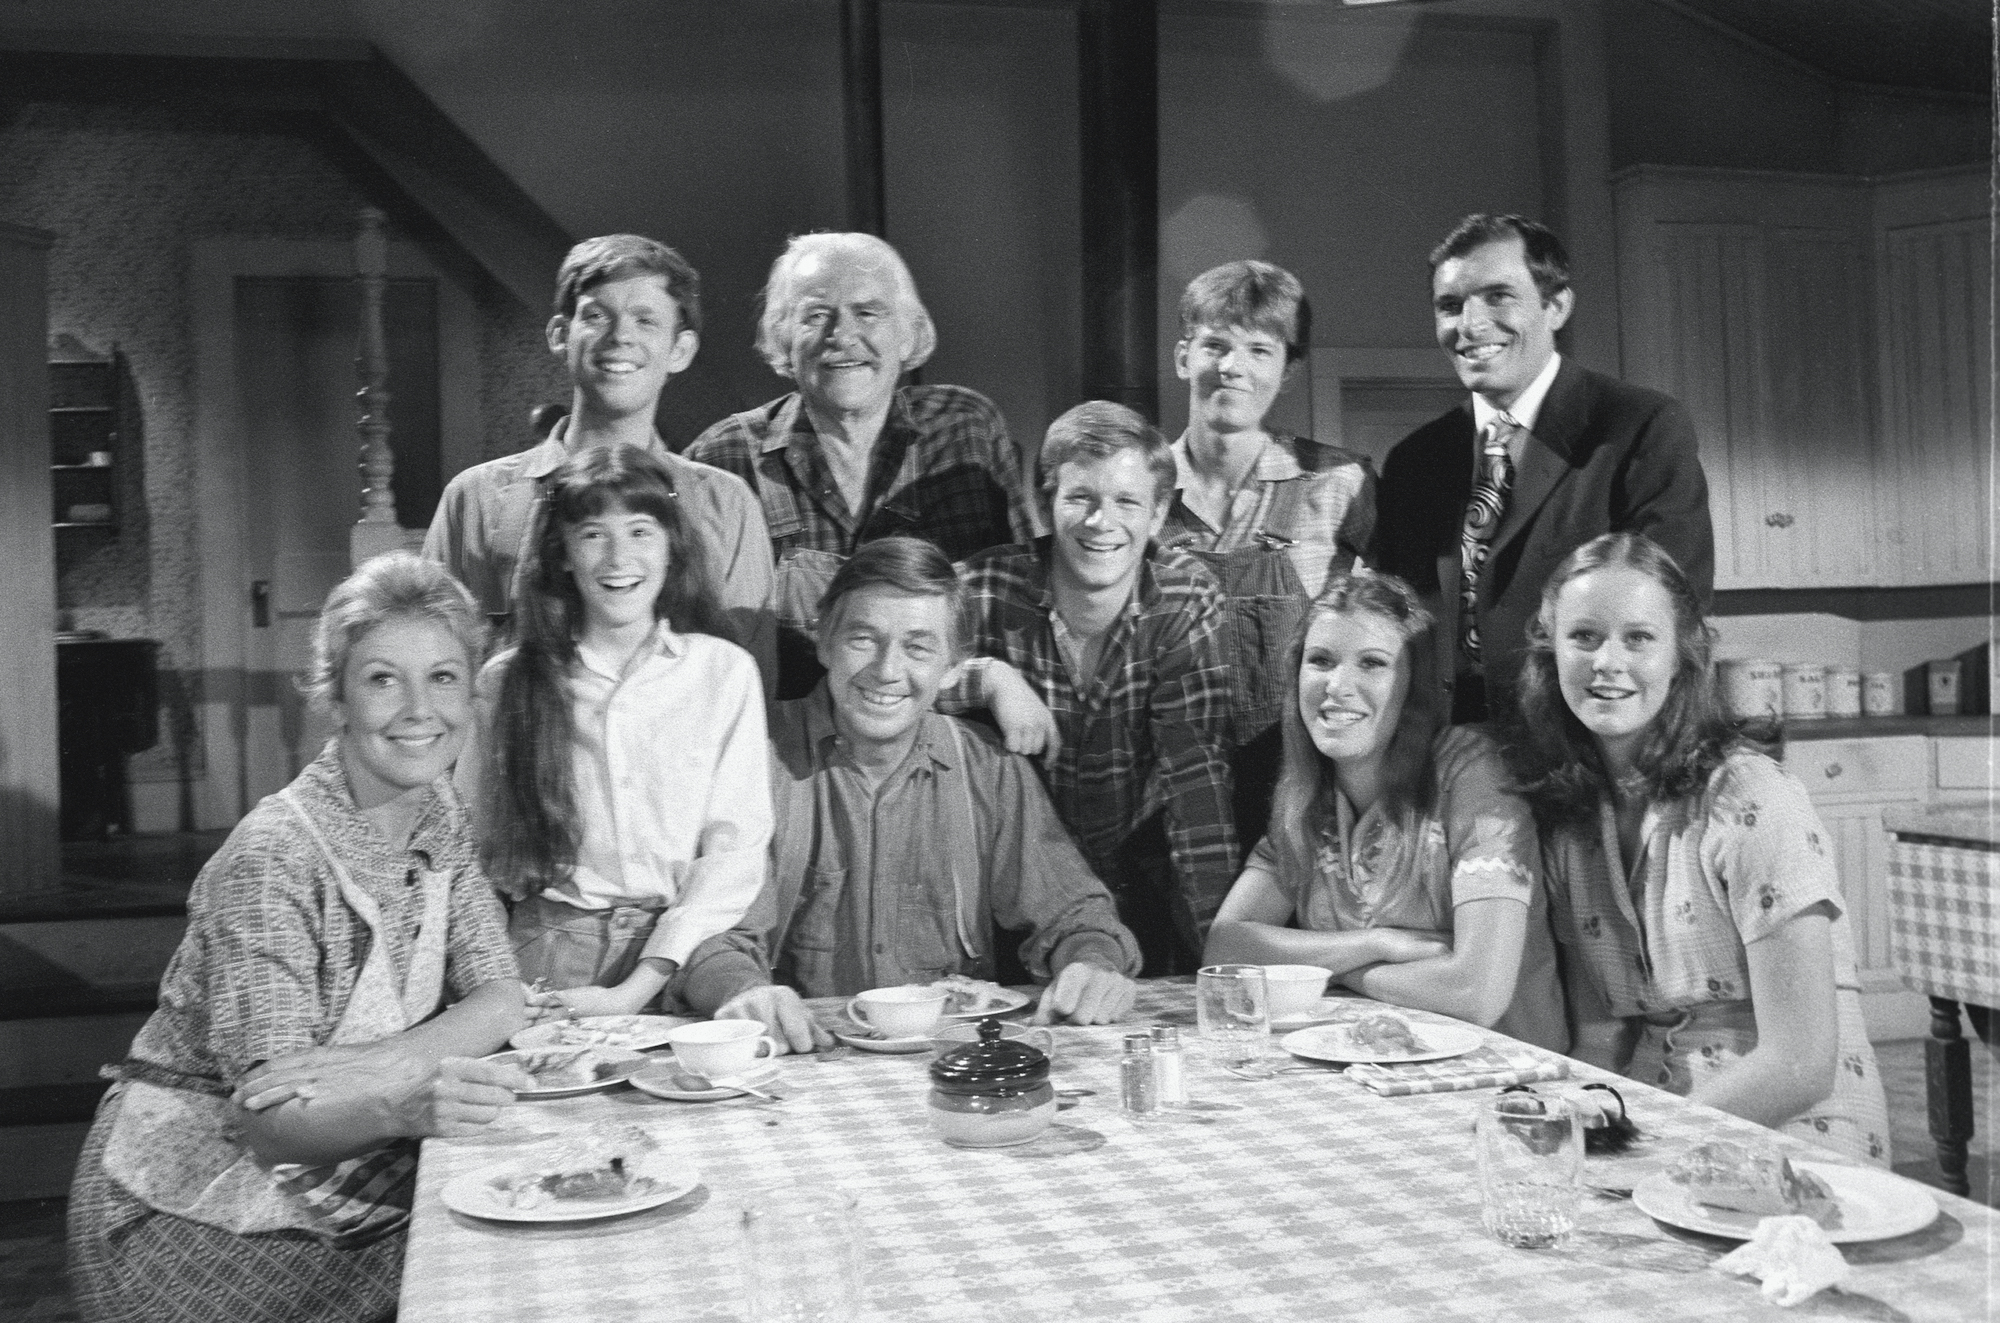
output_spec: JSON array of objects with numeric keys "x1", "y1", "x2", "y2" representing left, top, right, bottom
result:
[{"x1": 673, "y1": 538, "x2": 1140, "y2": 1052}]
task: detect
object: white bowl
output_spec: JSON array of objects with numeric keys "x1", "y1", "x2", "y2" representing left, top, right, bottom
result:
[{"x1": 1261, "y1": 965, "x2": 1333, "y2": 1020}]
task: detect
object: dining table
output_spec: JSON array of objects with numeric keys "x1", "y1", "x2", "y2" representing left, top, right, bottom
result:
[{"x1": 400, "y1": 980, "x2": 1995, "y2": 1322}]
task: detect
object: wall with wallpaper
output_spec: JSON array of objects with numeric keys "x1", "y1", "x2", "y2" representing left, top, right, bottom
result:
[{"x1": 0, "y1": 97, "x2": 562, "y2": 809}]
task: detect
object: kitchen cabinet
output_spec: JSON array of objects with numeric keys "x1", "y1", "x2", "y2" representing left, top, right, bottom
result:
[
  {"x1": 1788, "y1": 736, "x2": 1928, "y2": 1028},
  {"x1": 1612, "y1": 165, "x2": 1989, "y2": 590},
  {"x1": 1788, "y1": 729, "x2": 1994, "y2": 1041}
]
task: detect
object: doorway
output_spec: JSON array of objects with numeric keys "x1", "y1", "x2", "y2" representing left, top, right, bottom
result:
[{"x1": 191, "y1": 240, "x2": 479, "y2": 827}]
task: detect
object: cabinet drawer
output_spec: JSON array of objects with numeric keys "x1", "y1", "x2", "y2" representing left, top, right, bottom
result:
[
  {"x1": 1785, "y1": 736, "x2": 1928, "y2": 797},
  {"x1": 1935, "y1": 737, "x2": 1995, "y2": 792}
]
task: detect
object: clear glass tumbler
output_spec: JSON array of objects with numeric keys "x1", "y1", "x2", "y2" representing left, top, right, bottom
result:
[
  {"x1": 738, "y1": 1187, "x2": 864, "y2": 1322},
  {"x1": 1195, "y1": 963, "x2": 1273, "y2": 1077},
  {"x1": 1475, "y1": 1092, "x2": 1582, "y2": 1249}
]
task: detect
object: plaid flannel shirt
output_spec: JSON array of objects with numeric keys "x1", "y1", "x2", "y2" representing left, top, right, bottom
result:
[
  {"x1": 685, "y1": 384, "x2": 1044, "y2": 561},
  {"x1": 949, "y1": 540, "x2": 1239, "y2": 944}
]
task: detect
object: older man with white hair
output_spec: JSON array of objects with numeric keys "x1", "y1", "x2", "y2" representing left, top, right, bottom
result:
[{"x1": 687, "y1": 232, "x2": 1043, "y2": 696}]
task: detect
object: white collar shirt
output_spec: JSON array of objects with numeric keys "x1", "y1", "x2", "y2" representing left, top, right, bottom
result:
[
  {"x1": 1471, "y1": 350, "x2": 1562, "y2": 465},
  {"x1": 557, "y1": 619, "x2": 772, "y2": 966}
]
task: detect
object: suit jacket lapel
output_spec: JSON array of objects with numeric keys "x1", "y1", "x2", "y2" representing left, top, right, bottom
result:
[{"x1": 1490, "y1": 359, "x2": 1586, "y2": 563}]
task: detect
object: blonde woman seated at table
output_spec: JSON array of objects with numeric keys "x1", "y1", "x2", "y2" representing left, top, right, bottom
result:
[
  {"x1": 1505, "y1": 533, "x2": 1888, "y2": 1164},
  {"x1": 1203, "y1": 572, "x2": 1566, "y2": 1050},
  {"x1": 68, "y1": 553, "x2": 529, "y2": 1323}
]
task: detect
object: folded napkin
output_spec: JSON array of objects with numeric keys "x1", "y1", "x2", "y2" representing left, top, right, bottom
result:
[{"x1": 1344, "y1": 1040, "x2": 1569, "y2": 1096}]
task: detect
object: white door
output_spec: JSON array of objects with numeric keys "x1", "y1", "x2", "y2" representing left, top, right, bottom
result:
[{"x1": 232, "y1": 274, "x2": 446, "y2": 801}]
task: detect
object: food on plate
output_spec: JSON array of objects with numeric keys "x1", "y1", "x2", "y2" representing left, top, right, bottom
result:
[
  {"x1": 1713, "y1": 1215, "x2": 1850, "y2": 1307},
  {"x1": 515, "y1": 1048, "x2": 626, "y2": 1090},
  {"x1": 1667, "y1": 1142, "x2": 1842, "y2": 1229},
  {"x1": 930, "y1": 975, "x2": 1014, "y2": 1015},
  {"x1": 1343, "y1": 1012, "x2": 1422, "y2": 1055},
  {"x1": 490, "y1": 1126, "x2": 662, "y2": 1210},
  {"x1": 551, "y1": 1017, "x2": 643, "y2": 1048}
]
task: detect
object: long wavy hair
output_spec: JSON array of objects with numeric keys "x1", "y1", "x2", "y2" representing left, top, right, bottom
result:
[
  {"x1": 1266, "y1": 572, "x2": 1443, "y2": 893},
  {"x1": 1504, "y1": 532, "x2": 1738, "y2": 827},
  {"x1": 481, "y1": 444, "x2": 729, "y2": 899}
]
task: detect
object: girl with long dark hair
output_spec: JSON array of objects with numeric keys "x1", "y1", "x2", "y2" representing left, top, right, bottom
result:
[
  {"x1": 1508, "y1": 532, "x2": 1887, "y2": 1163},
  {"x1": 1203, "y1": 572, "x2": 1566, "y2": 1049},
  {"x1": 479, "y1": 444, "x2": 771, "y2": 1019}
]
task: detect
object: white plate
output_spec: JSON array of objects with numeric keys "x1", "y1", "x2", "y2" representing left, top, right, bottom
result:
[
  {"x1": 629, "y1": 1059, "x2": 784, "y2": 1102},
  {"x1": 441, "y1": 1152, "x2": 700, "y2": 1223},
  {"x1": 939, "y1": 987, "x2": 1032, "y2": 1021},
  {"x1": 1279, "y1": 1021, "x2": 1483, "y2": 1065},
  {"x1": 1632, "y1": 1160, "x2": 1940, "y2": 1244},
  {"x1": 509, "y1": 1014, "x2": 692, "y2": 1052},
  {"x1": 833, "y1": 1021, "x2": 935, "y2": 1054},
  {"x1": 484, "y1": 1046, "x2": 649, "y2": 1098}
]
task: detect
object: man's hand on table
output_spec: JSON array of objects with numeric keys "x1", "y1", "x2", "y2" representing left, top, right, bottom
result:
[
  {"x1": 1031, "y1": 963, "x2": 1135, "y2": 1026},
  {"x1": 714, "y1": 984, "x2": 833, "y2": 1055}
]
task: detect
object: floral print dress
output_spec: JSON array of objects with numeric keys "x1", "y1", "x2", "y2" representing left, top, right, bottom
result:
[{"x1": 1544, "y1": 751, "x2": 1890, "y2": 1165}]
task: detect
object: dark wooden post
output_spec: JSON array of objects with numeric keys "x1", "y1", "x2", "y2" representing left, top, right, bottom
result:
[
  {"x1": 842, "y1": 0, "x2": 887, "y2": 236},
  {"x1": 1078, "y1": 0, "x2": 1158, "y2": 418}
]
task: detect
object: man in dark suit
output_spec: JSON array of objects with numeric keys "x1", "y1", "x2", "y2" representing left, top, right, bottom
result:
[{"x1": 1373, "y1": 214, "x2": 1713, "y2": 725}]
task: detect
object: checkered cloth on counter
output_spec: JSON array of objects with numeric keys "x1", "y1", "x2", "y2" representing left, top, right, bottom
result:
[{"x1": 1886, "y1": 838, "x2": 2000, "y2": 1006}]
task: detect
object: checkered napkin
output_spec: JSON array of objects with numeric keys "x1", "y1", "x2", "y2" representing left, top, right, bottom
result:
[{"x1": 1344, "y1": 1039, "x2": 1570, "y2": 1096}]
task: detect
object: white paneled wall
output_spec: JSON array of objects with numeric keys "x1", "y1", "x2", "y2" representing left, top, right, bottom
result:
[{"x1": 1876, "y1": 214, "x2": 1992, "y2": 585}]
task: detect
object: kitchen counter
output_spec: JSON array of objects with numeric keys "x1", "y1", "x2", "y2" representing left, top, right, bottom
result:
[
  {"x1": 1884, "y1": 803, "x2": 2000, "y2": 849},
  {"x1": 1782, "y1": 714, "x2": 1993, "y2": 740}
]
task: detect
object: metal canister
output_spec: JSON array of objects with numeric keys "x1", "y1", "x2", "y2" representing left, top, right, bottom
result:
[
  {"x1": 1863, "y1": 672, "x2": 1899, "y2": 716},
  {"x1": 1780, "y1": 663, "x2": 1827, "y2": 720},
  {"x1": 1824, "y1": 667, "x2": 1862, "y2": 718},
  {"x1": 1717, "y1": 659, "x2": 1783, "y2": 722}
]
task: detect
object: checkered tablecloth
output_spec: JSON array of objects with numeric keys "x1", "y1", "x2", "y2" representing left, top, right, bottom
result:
[
  {"x1": 1887, "y1": 838, "x2": 2000, "y2": 1007},
  {"x1": 401, "y1": 981, "x2": 1993, "y2": 1323}
]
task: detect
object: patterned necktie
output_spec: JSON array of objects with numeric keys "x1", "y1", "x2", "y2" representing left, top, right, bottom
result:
[{"x1": 1458, "y1": 416, "x2": 1520, "y2": 666}]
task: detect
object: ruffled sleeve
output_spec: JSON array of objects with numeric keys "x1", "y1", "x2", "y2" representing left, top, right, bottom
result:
[{"x1": 1434, "y1": 725, "x2": 1537, "y2": 910}]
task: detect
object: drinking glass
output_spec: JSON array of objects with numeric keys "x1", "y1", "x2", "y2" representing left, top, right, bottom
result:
[
  {"x1": 1475, "y1": 1092, "x2": 1582, "y2": 1249},
  {"x1": 738, "y1": 1186, "x2": 864, "y2": 1322},
  {"x1": 1195, "y1": 964, "x2": 1273, "y2": 1078}
]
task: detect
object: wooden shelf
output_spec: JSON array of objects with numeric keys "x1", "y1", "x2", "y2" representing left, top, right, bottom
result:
[
  {"x1": 50, "y1": 463, "x2": 113, "y2": 472},
  {"x1": 48, "y1": 405, "x2": 111, "y2": 415},
  {"x1": 52, "y1": 522, "x2": 118, "y2": 531}
]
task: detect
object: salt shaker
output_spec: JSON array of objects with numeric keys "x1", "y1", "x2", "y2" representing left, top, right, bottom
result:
[
  {"x1": 1149, "y1": 1024, "x2": 1187, "y2": 1106},
  {"x1": 1119, "y1": 1032, "x2": 1157, "y2": 1114}
]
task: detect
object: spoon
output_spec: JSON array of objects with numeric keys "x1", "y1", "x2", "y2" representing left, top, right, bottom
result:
[{"x1": 672, "y1": 1069, "x2": 784, "y2": 1102}]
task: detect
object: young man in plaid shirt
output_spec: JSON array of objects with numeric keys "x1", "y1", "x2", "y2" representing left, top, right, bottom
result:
[{"x1": 950, "y1": 402, "x2": 1239, "y2": 974}]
